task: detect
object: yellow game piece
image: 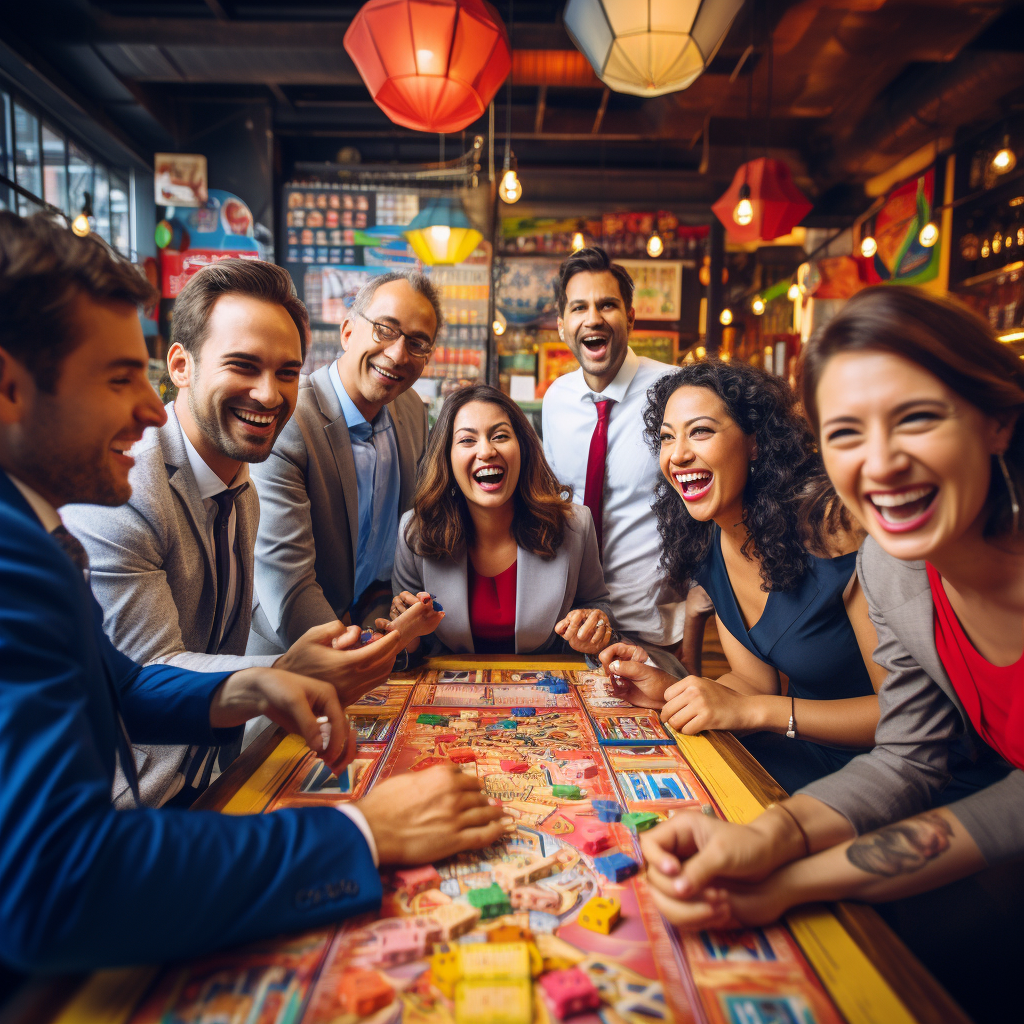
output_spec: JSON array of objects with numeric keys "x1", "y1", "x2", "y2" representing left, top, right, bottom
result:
[
  {"x1": 577, "y1": 895, "x2": 621, "y2": 935},
  {"x1": 460, "y1": 941, "x2": 530, "y2": 981},
  {"x1": 454, "y1": 979, "x2": 532, "y2": 1024},
  {"x1": 430, "y1": 942, "x2": 463, "y2": 999},
  {"x1": 526, "y1": 941, "x2": 544, "y2": 978},
  {"x1": 431, "y1": 902, "x2": 481, "y2": 940}
]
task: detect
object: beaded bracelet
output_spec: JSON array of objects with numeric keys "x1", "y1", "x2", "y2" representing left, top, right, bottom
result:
[{"x1": 765, "y1": 801, "x2": 811, "y2": 858}]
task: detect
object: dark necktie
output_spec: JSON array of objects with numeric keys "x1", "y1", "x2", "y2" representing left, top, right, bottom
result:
[
  {"x1": 51, "y1": 524, "x2": 142, "y2": 806},
  {"x1": 208, "y1": 483, "x2": 248, "y2": 654},
  {"x1": 583, "y1": 398, "x2": 615, "y2": 554}
]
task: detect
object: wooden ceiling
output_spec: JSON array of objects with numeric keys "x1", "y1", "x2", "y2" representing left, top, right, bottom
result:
[{"x1": 3, "y1": 0, "x2": 1023, "y2": 218}]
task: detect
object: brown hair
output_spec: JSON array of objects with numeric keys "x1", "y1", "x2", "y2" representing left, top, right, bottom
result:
[
  {"x1": 800, "y1": 285, "x2": 1024, "y2": 537},
  {"x1": 407, "y1": 384, "x2": 573, "y2": 560},
  {"x1": 557, "y1": 246, "x2": 634, "y2": 315},
  {"x1": 0, "y1": 211, "x2": 156, "y2": 392},
  {"x1": 172, "y1": 258, "x2": 310, "y2": 360}
]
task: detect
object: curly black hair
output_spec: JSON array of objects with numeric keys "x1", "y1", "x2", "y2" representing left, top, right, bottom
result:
[{"x1": 643, "y1": 360, "x2": 826, "y2": 593}]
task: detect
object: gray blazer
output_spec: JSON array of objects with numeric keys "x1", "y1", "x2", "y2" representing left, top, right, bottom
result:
[
  {"x1": 392, "y1": 503, "x2": 612, "y2": 655},
  {"x1": 63, "y1": 404, "x2": 276, "y2": 807},
  {"x1": 801, "y1": 535, "x2": 1024, "y2": 865},
  {"x1": 248, "y1": 363, "x2": 428, "y2": 655}
]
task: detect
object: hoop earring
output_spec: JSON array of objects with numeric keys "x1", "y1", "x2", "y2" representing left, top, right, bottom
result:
[{"x1": 997, "y1": 452, "x2": 1020, "y2": 534}]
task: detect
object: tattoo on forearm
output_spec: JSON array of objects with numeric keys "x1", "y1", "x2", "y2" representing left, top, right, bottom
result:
[{"x1": 846, "y1": 812, "x2": 954, "y2": 878}]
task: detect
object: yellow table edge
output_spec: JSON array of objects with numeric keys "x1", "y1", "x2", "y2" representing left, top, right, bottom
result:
[{"x1": 669, "y1": 726, "x2": 916, "y2": 1024}]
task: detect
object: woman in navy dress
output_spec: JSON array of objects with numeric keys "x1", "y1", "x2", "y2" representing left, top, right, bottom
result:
[{"x1": 601, "y1": 360, "x2": 886, "y2": 793}]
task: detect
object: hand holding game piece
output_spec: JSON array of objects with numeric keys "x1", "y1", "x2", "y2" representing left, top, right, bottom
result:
[
  {"x1": 209, "y1": 666, "x2": 356, "y2": 772},
  {"x1": 355, "y1": 765, "x2": 510, "y2": 865},
  {"x1": 555, "y1": 607, "x2": 613, "y2": 655},
  {"x1": 273, "y1": 619, "x2": 405, "y2": 705},
  {"x1": 597, "y1": 643, "x2": 676, "y2": 710},
  {"x1": 660, "y1": 675, "x2": 760, "y2": 734},
  {"x1": 375, "y1": 591, "x2": 441, "y2": 654}
]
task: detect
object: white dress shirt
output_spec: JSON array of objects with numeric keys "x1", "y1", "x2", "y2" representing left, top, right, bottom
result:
[{"x1": 542, "y1": 347, "x2": 684, "y2": 645}]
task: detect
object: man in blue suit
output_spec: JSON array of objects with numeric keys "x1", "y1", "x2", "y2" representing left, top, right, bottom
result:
[{"x1": 0, "y1": 212, "x2": 508, "y2": 981}]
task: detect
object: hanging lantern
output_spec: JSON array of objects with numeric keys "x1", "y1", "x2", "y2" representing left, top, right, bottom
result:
[
  {"x1": 404, "y1": 195, "x2": 483, "y2": 265},
  {"x1": 344, "y1": 0, "x2": 511, "y2": 133},
  {"x1": 563, "y1": 0, "x2": 744, "y2": 97},
  {"x1": 712, "y1": 158, "x2": 813, "y2": 242}
]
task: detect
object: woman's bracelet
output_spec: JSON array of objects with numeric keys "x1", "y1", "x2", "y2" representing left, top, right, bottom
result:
[
  {"x1": 765, "y1": 801, "x2": 811, "y2": 858},
  {"x1": 785, "y1": 692, "x2": 797, "y2": 739}
]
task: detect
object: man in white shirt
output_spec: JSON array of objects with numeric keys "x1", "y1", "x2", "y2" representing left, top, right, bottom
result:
[
  {"x1": 542, "y1": 247, "x2": 685, "y2": 674},
  {"x1": 65, "y1": 260, "x2": 415, "y2": 807}
]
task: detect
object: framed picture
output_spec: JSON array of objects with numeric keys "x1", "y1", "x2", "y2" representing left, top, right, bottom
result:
[
  {"x1": 630, "y1": 329, "x2": 678, "y2": 364},
  {"x1": 619, "y1": 260, "x2": 683, "y2": 321}
]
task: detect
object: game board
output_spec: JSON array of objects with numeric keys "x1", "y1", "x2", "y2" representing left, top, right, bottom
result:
[{"x1": 115, "y1": 664, "x2": 867, "y2": 1024}]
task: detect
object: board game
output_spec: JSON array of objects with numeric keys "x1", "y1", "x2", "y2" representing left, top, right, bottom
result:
[{"x1": 103, "y1": 663, "x2": 908, "y2": 1024}]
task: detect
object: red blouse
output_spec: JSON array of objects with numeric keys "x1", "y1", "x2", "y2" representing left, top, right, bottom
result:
[
  {"x1": 927, "y1": 562, "x2": 1024, "y2": 771},
  {"x1": 468, "y1": 560, "x2": 517, "y2": 654}
]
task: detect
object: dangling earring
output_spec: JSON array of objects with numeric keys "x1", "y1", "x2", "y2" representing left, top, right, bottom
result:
[
  {"x1": 450, "y1": 485, "x2": 457, "y2": 498},
  {"x1": 997, "y1": 452, "x2": 1020, "y2": 533}
]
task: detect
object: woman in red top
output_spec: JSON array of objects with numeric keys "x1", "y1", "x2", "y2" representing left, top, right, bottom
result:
[{"x1": 380, "y1": 385, "x2": 612, "y2": 658}]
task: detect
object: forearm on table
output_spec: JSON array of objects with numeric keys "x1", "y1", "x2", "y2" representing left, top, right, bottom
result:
[
  {"x1": 745, "y1": 693, "x2": 879, "y2": 747},
  {"x1": 769, "y1": 806, "x2": 984, "y2": 908},
  {"x1": 713, "y1": 671, "x2": 775, "y2": 697}
]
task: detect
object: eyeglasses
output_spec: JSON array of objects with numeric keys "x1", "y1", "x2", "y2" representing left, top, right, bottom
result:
[{"x1": 356, "y1": 311, "x2": 435, "y2": 359}]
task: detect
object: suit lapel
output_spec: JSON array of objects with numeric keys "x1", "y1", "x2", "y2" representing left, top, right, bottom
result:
[
  {"x1": 515, "y1": 545, "x2": 569, "y2": 654},
  {"x1": 391, "y1": 392, "x2": 418, "y2": 512},
  {"x1": 161, "y1": 405, "x2": 216, "y2": 569},
  {"x1": 224, "y1": 483, "x2": 259, "y2": 651},
  {"x1": 423, "y1": 551, "x2": 474, "y2": 653},
  {"x1": 311, "y1": 365, "x2": 361, "y2": 569}
]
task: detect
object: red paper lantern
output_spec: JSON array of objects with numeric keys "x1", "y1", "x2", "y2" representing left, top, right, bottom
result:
[
  {"x1": 344, "y1": 0, "x2": 511, "y2": 134},
  {"x1": 712, "y1": 158, "x2": 813, "y2": 243}
]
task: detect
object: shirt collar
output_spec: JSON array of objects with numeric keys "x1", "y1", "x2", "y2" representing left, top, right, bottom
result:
[
  {"x1": 179, "y1": 424, "x2": 250, "y2": 500},
  {"x1": 8, "y1": 473, "x2": 63, "y2": 532},
  {"x1": 329, "y1": 359, "x2": 390, "y2": 438},
  {"x1": 581, "y1": 346, "x2": 640, "y2": 404}
]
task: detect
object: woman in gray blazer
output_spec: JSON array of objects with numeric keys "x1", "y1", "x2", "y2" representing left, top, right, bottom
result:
[
  {"x1": 635, "y1": 288, "x2": 1024, "y2": 959},
  {"x1": 378, "y1": 385, "x2": 612, "y2": 657}
]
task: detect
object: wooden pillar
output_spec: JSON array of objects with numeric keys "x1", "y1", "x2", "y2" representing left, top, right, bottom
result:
[{"x1": 706, "y1": 218, "x2": 725, "y2": 355}]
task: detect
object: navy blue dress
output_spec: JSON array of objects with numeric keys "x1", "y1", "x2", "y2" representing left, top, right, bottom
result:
[{"x1": 694, "y1": 526, "x2": 874, "y2": 793}]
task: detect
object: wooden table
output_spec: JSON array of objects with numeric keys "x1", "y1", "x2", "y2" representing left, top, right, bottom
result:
[{"x1": 7, "y1": 656, "x2": 971, "y2": 1024}]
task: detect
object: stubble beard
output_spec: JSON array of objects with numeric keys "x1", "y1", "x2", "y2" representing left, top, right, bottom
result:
[{"x1": 187, "y1": 381, "x2": 286, "y2": 465}]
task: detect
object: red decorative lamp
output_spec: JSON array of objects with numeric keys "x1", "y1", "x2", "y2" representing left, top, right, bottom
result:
[
  {"x1": 344, "y1": 0, "x2": 511, "y2": 134},
  {"x1": 712, "y1": 158, "x2": 813, "y2": 242}
]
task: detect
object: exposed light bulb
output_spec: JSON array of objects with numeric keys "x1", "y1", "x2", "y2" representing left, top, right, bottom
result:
[
  {"x1": 733, "y1": 197, "x2": 753, "y2": 226},
  {"x1": 919, "y1": 221, "x2": 939, "y2": 248},
  {"x1": 500, "y1": 168, "x2": 522, "y2": 204},
  {"x1": 752, "y1": 297, "x2": 765, "y2": 315},
  {"x1": 492, "y1": 310, "x2": 507, "y2": 336},
  {"x1": 646, "y1": 232, "x2": 664, "y2": 258},
  {"x1": 991, "y1": 137, "x2": 1017, "y2": 175},
  {"x1": 695, "y1": 346, "x2": 706, "y2": 359},
  {"x1": 719, "y1": 308, "x2": 733, "y2": 326},
  {"x1": 571, "y1": 231, "x2": 585, "y2": 252},
  {"x1": 860, "y1": 235, "x2": 877, "y2": 258},
  {"x1": 71, "y1": 213, "x2": 91, "y2": 237},
  {"x1": 428, "y1": 224, "x2": 451, "y2": 245},
  {"x1": 787, "y1": 283, "x2": 800, "y2": 301}
]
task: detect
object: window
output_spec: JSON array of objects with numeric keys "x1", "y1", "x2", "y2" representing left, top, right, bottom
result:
[
  {"x1": 0, "y1": 92, "x2": 11, "y2": 211},
  {"x1": 110, "y1": 173, "x2": 130, "y2": 254},
  {"x1": 42, "y1": 123, "x2": 67, "y2": 215},
  {"x1": 14, "y1": 103, "x2": 41, "y2": 216},
  {"x1": 93, "y1": 163, "x2": 109, "y2": 242}
]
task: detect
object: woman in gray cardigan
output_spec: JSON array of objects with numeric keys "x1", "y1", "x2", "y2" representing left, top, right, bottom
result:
[
  {"x1": 377, "y1": 385, "x2": 612, "y2": 657},
  {"x1": 635, "y1": 287, "x2": 1024, "y2": 945}
]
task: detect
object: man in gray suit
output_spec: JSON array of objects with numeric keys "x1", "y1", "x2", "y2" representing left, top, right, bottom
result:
[
  {"x1": 248, "y1": 271, "x2": 437, "y2": 654},
  {"x1": 65, "y1": 260, "x2": 413, "y2": 807}
]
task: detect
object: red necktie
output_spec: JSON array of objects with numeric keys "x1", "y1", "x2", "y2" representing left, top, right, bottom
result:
[{"x1": 584, "y1": 398, "x2": 615, "y2": 554}]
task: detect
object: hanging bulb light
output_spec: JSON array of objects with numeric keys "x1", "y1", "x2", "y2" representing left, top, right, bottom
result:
[
  {"x1": 919, "y1": 221, "x2": 939, "y2": 248},
  {"x1": 492, "y1": 310, "x2": 507, "y2": 336},
  {"x1": 787, "y1": 282, "x2": 800, "y2": 301},
  {"x1": 733, "y1": 182, "x2": 753, "y2": 227},
  {"x1": 500, "y1": 159, "x2": 522, "y2": 204},
  {"x1": 404, "y1": 195, "x2": 482, "y2": 265},
  {"x1": 571, "y1": 229, "x2": 586, "y2": 252},
  {"x1": 646, "y1": 231, "x2": 664, "y2": 258},
  {"x1": 719, "y1": 308, "x2": 733, "y2": 326},
  {"x1": 990, "y1": 135, "x2": 1017, "y2": 175},
  {"x1": 72, "y1": 191, "x2": 93, "y2": 237},
  {"x1": 751, "y1": 296, "x2": 765, "y2": 315},
  {"x1": 860, "y1": 235, "x2": 878, "y2": 258}
]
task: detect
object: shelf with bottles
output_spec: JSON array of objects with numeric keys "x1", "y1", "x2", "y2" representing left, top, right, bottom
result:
[{"x1": 955, "y1": 266, "x2": 1024, "y2": 349}]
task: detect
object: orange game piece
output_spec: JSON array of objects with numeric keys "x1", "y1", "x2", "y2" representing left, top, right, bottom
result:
[
  {"x1": 448, "y1": 747, "x2": 477, "y2": 763},
  {"x1": 338, "y1": 968, "x2": 394, "y2": 1015}
]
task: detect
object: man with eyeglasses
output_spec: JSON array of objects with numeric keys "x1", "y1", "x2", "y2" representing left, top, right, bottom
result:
[{"x1": 249, "y1": 271, "x2": 439, "y2": 654}]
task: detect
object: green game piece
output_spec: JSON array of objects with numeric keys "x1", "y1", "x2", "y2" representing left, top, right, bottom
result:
[
  {"x1": 467, "y1": 883, "x2": 511, "y2": 919},
  {"x1": 622, "y1": 811, "x2": 661, "y2": 833},
  {"x1": 417, "y1": 714, "x2": 449, "y2": 726},
  {"x1": 496, "y1": 720, "x2": 517, "y2": 729},
  {"x1": 552, "y1": 784, "x2": 583, "y2": 799}
]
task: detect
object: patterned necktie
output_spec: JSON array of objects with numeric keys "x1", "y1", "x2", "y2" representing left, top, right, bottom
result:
[
  {"x1": 51, "y1": 524, "x2": 142, "y2": 806},
  {"x1": 583, "y1": 398, "x2": 616, "y2": 555}
]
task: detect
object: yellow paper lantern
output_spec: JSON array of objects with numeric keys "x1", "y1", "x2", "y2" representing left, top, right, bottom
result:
[{"x1": 404, "y1": 196, "x2": 483, "y2": 265}]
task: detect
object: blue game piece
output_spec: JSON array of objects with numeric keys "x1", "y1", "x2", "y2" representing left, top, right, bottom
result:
[
  {"x1": 439, "y1": 878, "x2": 461, "y2": 898},
  {"x1": 592, "y1": 799, "x2": 623, "y2": 823},
  {"x1": 528, "y1": 911, "x2": 560, "y2": 933},
  {"x1": 546, "y1": 681, "x2": 570, "y2": 694},
  {"x1": 594, "y1": 852, "x2": 638, "y2": 883},
  {"x1": 511, "y1": 707, "x2": 536, "y2": 717}
]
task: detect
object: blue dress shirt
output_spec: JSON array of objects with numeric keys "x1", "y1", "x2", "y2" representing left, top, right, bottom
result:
[{"x1": 329, "y1": 361, "x2": 401, "y2": 608}]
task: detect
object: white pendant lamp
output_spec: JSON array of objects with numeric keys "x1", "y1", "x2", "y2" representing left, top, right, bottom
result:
[{"x1": 563, "y1": 0, "x2": 745, "y2": 98}]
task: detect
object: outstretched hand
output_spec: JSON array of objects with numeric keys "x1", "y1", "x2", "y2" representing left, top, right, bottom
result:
[
  {"x1": 555, "y1": 608, "x2": 613, "y2": 655},
  {"x1": 375, "y1": 591, "x2": 444, "y2": 654},
  {"x1": 597, "y1": 642, "x2": 676, "y2": 710}
]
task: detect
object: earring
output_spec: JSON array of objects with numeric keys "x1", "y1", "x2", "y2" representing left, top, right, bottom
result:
[
  {"x1": 450, "y1": 485, "x2": 457, "y2": 498},
  {"x1": 997, "y1": 452, "x2": 1020, "y2": 533}
]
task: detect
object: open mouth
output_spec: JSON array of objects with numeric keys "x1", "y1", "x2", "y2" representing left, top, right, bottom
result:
[
  {"x1": 110, "y1": 440, "x2": 137, "y2": 468},
  {"x1": 371, "y1": 363, "x2": 401, "y2": 384},
  {"x1": 473, "y1": 465, "x2": 506, "y2": 492},
  {"x1": 673, "y1": 469, "x2": 714, "y2": 501},
  {"x1": 866, "y1": 485, "x2": 938, "y2": 532},
  {"x1": 231, "y1": 408, "x2": 278, "y2": 434},
  {"x1": 578, "y1": 333, "x2": 610, "y2": 359}
]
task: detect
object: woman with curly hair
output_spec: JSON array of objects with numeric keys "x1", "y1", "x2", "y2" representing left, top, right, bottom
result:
[
  {"x1": 601, "y1": 360, "x2": 886, "y2": 792},
  {"x1": 377, "y1": 384, "x2": 611, "y2": 658}
]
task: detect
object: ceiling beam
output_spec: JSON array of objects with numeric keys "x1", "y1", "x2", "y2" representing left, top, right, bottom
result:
[
  {"x1": 592, "y1": 87, "x2": 610, "y2": 134},
  {"x1": 533, "y1": 84, "x2": 547, "y2": 134}
]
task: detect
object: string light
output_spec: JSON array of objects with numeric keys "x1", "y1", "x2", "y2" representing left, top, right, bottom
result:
[
  {"x1": 918, "y1": 222, "x2": 939, "y2": 248},
  {"x1": 719, "y1": 308, "x2": 733, "y2": 326},
  {"x1": 500, "y1": 166, "x2": 522, "y2": 204},
  {"x1": 787, "y1": 282, "x2": 800, "y2": 301},
  {"x1": 733, "y1": 183, "x2": 753, "y2": 226},
  {"x1": 571, "y1": 230, "x2": 585, "y2": 251},
  {"x1": 860, "y1": 235, "x2": 877, "y2": 258},
  {"x1": 646, "y1": 231, "x2": 664, "y2": 258},
  {"x1": 72, "y1": 191, "x2": 93, "y2": 237},
  {"x1": 752, "y1": 297, "x2": 765, "y2": 315},
  {"x1": 991, "y1": 135, "x2": 1017, "y2": 175},
  {"x1": 695, "y1": 345, "x2": 706, "y2": 358},
  {"x1": 492, "y1": 310, "x2": 507, "y2": 336}
]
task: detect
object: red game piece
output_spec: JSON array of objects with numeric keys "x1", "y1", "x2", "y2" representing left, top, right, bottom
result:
[
  {"x1": 448, "y1": 747, "x2": 477, "y2": 763},
  {"x1": 552, "y1": 748, "x2": 590, "y2": 760},
  {"x1": 500, "y1": 759, "x2": 530, "y2": 773},
  {"x1": 576, "y1": 820, "x2": 611, "y2": 856},
  {"x1": 435, "y1": 732, "x2": 457, "y2": 743},
  {"x1": 540, "y1": 967, "x2": 601, "y2": 1019},
  {"x1": 411, "y1": 756, "x2": 449, "y2": 771},
  {"x1": 338, "y1": 969, "x2": 394, "y2": 1015},
  {"x1": 395, "y1": 865, "x2": 441, "y2": 896}
]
